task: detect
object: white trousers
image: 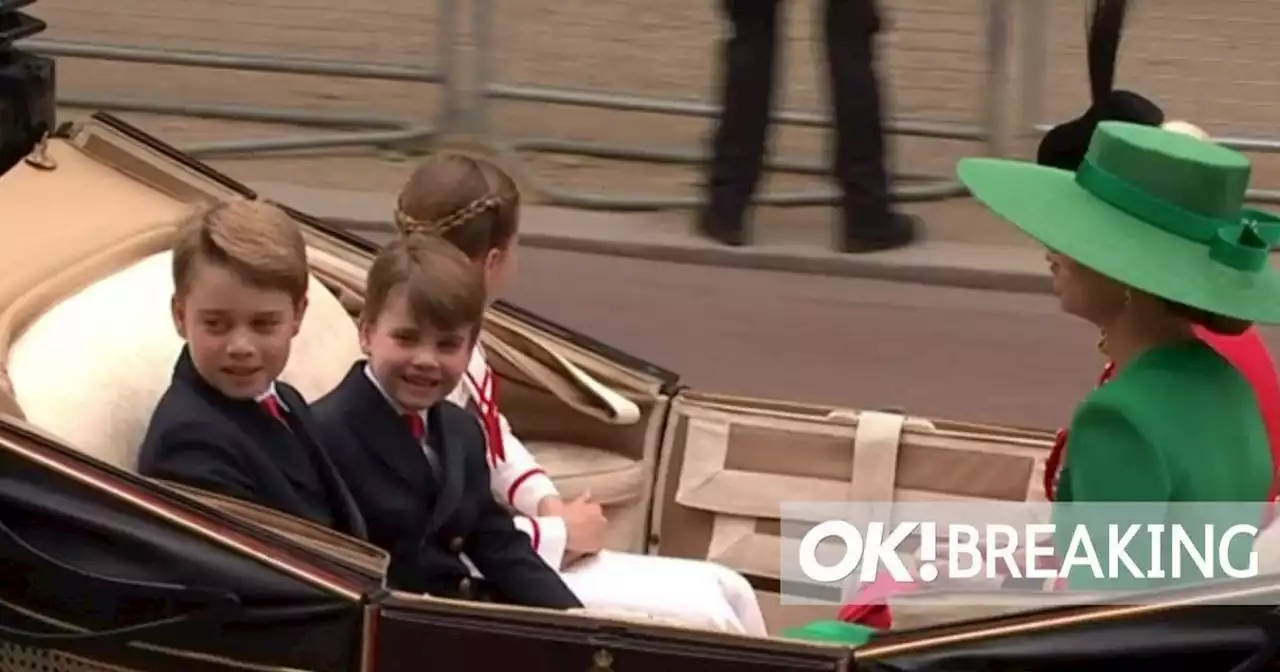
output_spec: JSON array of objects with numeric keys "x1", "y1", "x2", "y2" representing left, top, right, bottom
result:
[{"x1": 560, "y1": 550, "x2": 768, "y2": 636}]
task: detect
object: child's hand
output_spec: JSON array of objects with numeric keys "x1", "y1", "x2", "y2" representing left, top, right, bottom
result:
[
  {"x1": 560, "y1": 550, "x2": 587, "y2": 570},
  {"x1": 562, "y1": 491, "x2": 607, "y2": 554},
  {"x1": 537, "y1": 496, "x2": 565, "y2": 518}
]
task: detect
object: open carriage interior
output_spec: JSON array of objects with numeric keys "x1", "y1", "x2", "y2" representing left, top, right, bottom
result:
[
  {"x1": 8, "y1": 114, "x2": 1280, "y2": 672},
  {"x1": 0, "y1": 115, "x2": 1077, "y2": 635}
]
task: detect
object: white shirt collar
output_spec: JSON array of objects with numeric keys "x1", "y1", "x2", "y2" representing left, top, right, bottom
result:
[
  {"x1": 363, "y1": 364, "x2": 428, "y2": 426},
  {"x1": 254, "y1": 382, "x2": 288, "y2": 411}
]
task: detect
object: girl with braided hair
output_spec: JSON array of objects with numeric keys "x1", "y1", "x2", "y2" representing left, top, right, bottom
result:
[{"x1": 393, "y1": 152, "x2": 767, "y2": 635}]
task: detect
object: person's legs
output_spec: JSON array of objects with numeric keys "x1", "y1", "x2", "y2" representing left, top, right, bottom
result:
[
  {"x1": 823, "y1": 0, "x2": 917, "y2": 252},
  {"x1": 700, "y1": 0, "x2": 782, "y2": 247}
]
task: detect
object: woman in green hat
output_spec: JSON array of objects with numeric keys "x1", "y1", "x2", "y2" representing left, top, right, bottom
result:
[
  {"x1": 963, "y1": 120, "x2": 1278, "y2": 590},
  {"x1": 781, "y1": 1, "x2": 1277, "y2": 646},
  {"x1": 783, "y1": 124, "x2": 1280, "y2": 646},
  {"x1": 1031, "y1": 0, "x2": 1280, "y2": 523}
]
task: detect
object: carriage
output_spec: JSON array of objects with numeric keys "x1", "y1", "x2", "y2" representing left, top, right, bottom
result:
[{"x1": 0, "y1": 112, "x2": 1275, "y2": 671}]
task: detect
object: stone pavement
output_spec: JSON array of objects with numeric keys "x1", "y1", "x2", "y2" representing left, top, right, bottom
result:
[{"x1": 252, "y1": 180, "x2": 1056, "y2": 295}]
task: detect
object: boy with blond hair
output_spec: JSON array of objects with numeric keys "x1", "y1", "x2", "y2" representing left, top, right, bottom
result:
[{"x1": 138, "y1": 199, "x2": 366, "y2": 539}]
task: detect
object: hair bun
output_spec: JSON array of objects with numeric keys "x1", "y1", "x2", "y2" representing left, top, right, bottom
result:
[
  {"x1": 1161, "y1": 120, "x2": 1210, "y2": 140},
  {"x1": 1164, "y1": 299, "x2": 1253, "y2": 336}
]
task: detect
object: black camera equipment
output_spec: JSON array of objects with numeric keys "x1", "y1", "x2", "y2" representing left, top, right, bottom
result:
[{"x1": 1, "y1": 0, "x2": 55, "y2": 175}]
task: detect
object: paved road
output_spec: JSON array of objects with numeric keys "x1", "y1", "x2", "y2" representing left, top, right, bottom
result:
[{"x1": 500, "y1": 247, "x2": 1280, "y2": 432}]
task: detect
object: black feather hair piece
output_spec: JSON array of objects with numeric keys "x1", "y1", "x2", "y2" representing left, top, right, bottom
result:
[{"x1": 1036, "y1": 0, "x2": 1163, "y2": 170}]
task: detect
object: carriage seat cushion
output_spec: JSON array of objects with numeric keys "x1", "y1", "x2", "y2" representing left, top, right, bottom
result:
[
  {"x1": 526, "y1": 441, "x2": 646, "y2": 507},
  {"x1": 6, "y1": 250, "x2": 363, "y2": 471}
]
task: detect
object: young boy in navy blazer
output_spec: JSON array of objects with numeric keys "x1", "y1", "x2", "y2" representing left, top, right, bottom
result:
[
  {"x1": 311, "y1": 233, "x2": 581, "y2": 610},
  {"x1": 138, "y1": 199, "x2": 366, "y2": 540}
]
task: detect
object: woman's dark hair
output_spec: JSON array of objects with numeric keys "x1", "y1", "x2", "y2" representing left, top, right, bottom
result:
[{"x1": 1164, "y1": 302, "x2": 1253, "y2": 336}]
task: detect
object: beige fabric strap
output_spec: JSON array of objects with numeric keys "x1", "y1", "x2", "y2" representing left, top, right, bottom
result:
[
  {"x1": 849, "y1": 410, "x2": 906, "y2": 501},
  {"x1": 667, "y1": 413, "x2": 760, "y2": 569},
  {"x1": 707, "y1": 514, "x2": 756, "y2": 562},
  {"x1": 675, "y1": 415, "x2": 730, "y2": 498}
]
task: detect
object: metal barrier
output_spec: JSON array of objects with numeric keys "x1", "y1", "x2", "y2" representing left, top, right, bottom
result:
[
  {"x1": 29, "y1": 0, "x2": 1015, "y2": 211},
  {"x1": 26, "y1": 0, "x2": 1280, "y2": 212},
  {"x1": 468, "y1": 0, "x2": 1013, "y2": 211},
  {"x1": 25, "y1": 0, "x2": 456, "y2": 159},
  {"x1": 1020, "y1": 0, "x2": 1280, "y2": 204}
]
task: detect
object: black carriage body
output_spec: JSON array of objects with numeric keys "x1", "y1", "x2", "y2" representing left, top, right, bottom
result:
[
  {"x1": 0, "y1": 113, "x2": 1278, "y2": 672},
  {"x1": 373, "y1": 595, "x2": 850, "y2": 672},
  {"x1": 0, "y1": 419, "x2": 374, "y2": 672}
]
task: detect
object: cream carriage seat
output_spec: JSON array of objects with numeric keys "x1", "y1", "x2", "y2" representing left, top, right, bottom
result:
[{"x1": 6, "y1": 250, "x2": 362, "y2": 471}]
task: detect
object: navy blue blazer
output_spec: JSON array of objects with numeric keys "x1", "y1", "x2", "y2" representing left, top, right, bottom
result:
[
  {"x1": 311, "y1": 362, "x2": 581, "y2": 610},
  {"x1": 137, "y1": 348, "x2": 367, "y2": 540}
]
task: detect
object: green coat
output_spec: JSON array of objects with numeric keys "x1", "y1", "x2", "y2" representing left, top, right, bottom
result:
[
  {"x1": 786, "y1": 339, "x2": 1271, "y2": 644},
  {"x1": 1053, "y1": 339, "x2": 1271, "y2": 590}
]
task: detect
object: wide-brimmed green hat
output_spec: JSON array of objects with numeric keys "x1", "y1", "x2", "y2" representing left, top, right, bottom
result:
[{"x1": 959, "y1": 121, "x2": 1280, "y2": 324}]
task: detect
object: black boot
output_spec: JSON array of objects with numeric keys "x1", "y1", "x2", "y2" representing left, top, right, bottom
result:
[
  {"x1": 695, "y1": 211, "x2": 749, "y2": 247},
  {"x1": 842, "y1": 212, "x2": 919, "y2": 253}
]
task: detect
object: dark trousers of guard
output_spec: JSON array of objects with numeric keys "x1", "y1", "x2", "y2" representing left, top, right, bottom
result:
[{"x1": 704, "y1": 0, "x2": 904, "y2": 249}]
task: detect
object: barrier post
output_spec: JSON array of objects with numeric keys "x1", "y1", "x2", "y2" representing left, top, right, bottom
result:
[
  {"x1": 1017, "y1": 0, "x2": 1048, "y2": 142},
  {"x1": 436, "y1": 0, "x2": 462, "y2": 138},
  {"x1": 982, "y1": 0, "x2": 1012, "y2": 159},
  {"x1": 470, "y1": 0, "x2": 495, "y2": 138}
]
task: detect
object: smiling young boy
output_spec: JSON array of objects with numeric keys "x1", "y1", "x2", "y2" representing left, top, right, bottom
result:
[
  {"x1": 138, "y1": 199, "x2": 366, "y2": 539},
  {"x1": 310, "y1": 233, "x2": 580, "y2": 609}
]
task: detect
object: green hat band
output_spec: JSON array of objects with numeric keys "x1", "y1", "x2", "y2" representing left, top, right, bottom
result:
[{"x1": 1076, "y1": 158, "x2": 1280, "y2": 272}]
